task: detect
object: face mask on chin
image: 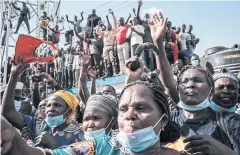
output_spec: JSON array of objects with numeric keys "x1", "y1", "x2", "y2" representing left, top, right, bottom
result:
[
  {"x1": 15, "y1": 100, "x2": 21, "y2": 111},
  {"x1": 177, "y1": 88, "x2": 213, "y2": 112},
  {"x1": 210, "y1": 102, "x2": 237, "y2": 113},
  {"x1": 116, "y1": 114, "x2": 167, "y2": 153},
  {"x1": 45, "y1": 108, "x2": 71, "y2": 128},
  {"x1": 191, "y1": 60, "x2": 200, "y2": 67},
  {"x1": 84, "y1": 117, "x2": 115, "y2": 140}
]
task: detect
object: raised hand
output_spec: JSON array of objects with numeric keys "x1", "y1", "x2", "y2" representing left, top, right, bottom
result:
[
  {"x1": 138, "y1": 0, "x2": 143, "y2": 7},
  {"x1": 88, "y1": 67, "x2": 97, "y2": 79},
  {"x1": 81, "y1": 11, "x2": 84, "y2": 15},
  {"x1": 108, "y1": 9, "x2": 114, "y2": 15},
  {"x1": 148, "y1": 11, "x2": 168, "y2": 43},
  {"x1": 125, "y1": 57, "x2": 145, "y2": 80},
  {"x1": 11, "y1": 56, "x2": 27, "y2": 77}
]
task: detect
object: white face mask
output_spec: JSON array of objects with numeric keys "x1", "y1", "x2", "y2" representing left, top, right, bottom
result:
[
  {"x1": 84, "y1": 117, "x2": 114, "y2": 140},
  {"x1": 14, "y1": 100, "x2": 21, "y2": 111},
  {"x1": 191, "y1": 60, "x2": 200, "y2": 67}
]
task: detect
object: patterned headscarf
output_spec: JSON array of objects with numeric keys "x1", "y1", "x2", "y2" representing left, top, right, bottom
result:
[
  {"x1": 86, "y1": 94, "x2": 118, "y2": 118},
  {"x1": 213, "y1": 68, "x2": 239, "y2": 86}
]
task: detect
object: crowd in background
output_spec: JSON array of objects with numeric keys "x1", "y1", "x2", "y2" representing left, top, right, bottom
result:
[{"x1": 1, "y1": 1, "x2": 240, "y2": 155}]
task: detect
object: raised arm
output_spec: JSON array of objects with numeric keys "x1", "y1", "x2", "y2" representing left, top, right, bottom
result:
[
  {"x1": 133, "y1": 8, "x2": 137, "y2": 17},
  {"x1": 80, "y1": 11, "x2": 84, "y2": 22},
  {"x1": 109, "y1": 9, "x2": 117, "y2": 29},
  {"x1": 78, "y1": 55, "x2": 90, "y2": 104},
  {"x1": 136, "y1": 0, "x2": 143, "y2": 21},
  {"x1": 65, "y1": 15, "x2": 74, "y2": 25},
  {"x1": 32, "y1": 82, "x2": 41, "y2": 109},
  {"x1": 12, "y1": 2, "x2": 21, "y2": 11},
  {"x1": 149, "y1": 11, "x2": 179, "y2": 103},
  {"x1": 125, "y1": 13, "x2": 132, "y2": 24},
  {"x1": 88, "y1": 68, "x2": 97, "y2": 95},
  {"x1": 1, "y1": 58, "x2": 26, "y2": 129}
]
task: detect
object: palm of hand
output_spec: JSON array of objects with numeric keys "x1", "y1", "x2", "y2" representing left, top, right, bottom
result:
[
  {"x1": 150, "y1": 22, "x2": 165, "y2": 42},
  {"x1": 148, "y1": 12, "x2": 167, "y2": 42}
]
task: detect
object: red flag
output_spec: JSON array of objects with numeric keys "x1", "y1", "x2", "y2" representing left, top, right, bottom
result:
[{"x1": 14, "y1": 35, "x2": 57, "y2": 64}]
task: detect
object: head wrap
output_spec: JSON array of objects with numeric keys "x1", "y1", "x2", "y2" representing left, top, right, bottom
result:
[
  {"x1": 53, "y1": 90, "x2": 79, "y2": 124},
  {"x1": 213, "y1": 68, "x2": 239, "y2": 86},
  {"x1": 86, "y1": 95, "x2": 118, "y2": 118},
  {"x1": 177, "y1": 65, "x2": 214, "y2": 88}
]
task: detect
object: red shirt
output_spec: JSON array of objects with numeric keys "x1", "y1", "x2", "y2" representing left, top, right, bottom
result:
[
  {"x1": 56, "y1": 30, "x2": 61, "y2": 40},
  {"x1": 115, "y1": 24, "x2": 131, "y2": 45},
  {"x1": 169, "y1": 42, "x2": 179, "y2": 63}
]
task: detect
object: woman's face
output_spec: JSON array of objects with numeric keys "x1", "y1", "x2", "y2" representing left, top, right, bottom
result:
[
  {"x1": 178, "y1": 69, "x2": 211, "y2": 106},
  {"x1": 83, "y1": 107, "x2": 112, "y2": 132},
  {"x1": 45, "y1": 95, "x2": 69, "y2": 117},
  {"x1": 212, "y1": 77, "x2": 239, "y2": 108},
  {"x1": 36, "y1": 99, "x2": 48, "y2": 119},
  {"x1": 118, "y1": 85, "x2": 166, "y2": 134}
]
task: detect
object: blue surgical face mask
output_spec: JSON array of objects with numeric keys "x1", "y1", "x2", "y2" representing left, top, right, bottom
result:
[
  {"x1": 84, "y1": 117, "x2": 114, "y2": 140},
  {"x1": 178, "y1": 98, "x2": 211, "y2": 112},
  {"x1": 45, "y1": 108, "x2": 71, "y2": 128},
  {"x1": 191, "y1": 60, "x2": 200, "y2": 67},
  {"x1": 116, "y1": 114, "x2": 167, "y2": 152},
  {"x1": 210, "y1": 102, "x2": 237, "y2": 113},
  {"x1": 15, "y1": 100, "x2": 21, "y2": 111}
]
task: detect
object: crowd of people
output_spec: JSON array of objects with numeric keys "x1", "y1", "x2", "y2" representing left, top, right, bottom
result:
[{"x1": 1, "y1": 1, "x2": 240, "y2": 155}]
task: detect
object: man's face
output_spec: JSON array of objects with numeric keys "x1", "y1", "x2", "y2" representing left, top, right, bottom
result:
[
  {"x1": 182, "y1": 25, "x2": 186, "y2": 31},
  {"x1": 175, "y1": 60, "x2": 184, "y2": 71},
  {"x1": 133, "y1": 17, "x2": 138, "y2": 25},
  {"x1": 22, "y1": 2, "x2": 26, "y2": 7},
  {"x1": 102, "y1": 86, "x2": 116, "y2": 96},
  {"x1": 212, "y1": 78, "x2": 239, "y2": 109},
  {"x1": 167, "y1": 21, "x2": 172, "y2": 29},
  {"x1": 119, "y1": 20, "x2": 124, "y2": 25},
  {"x1": 189, "y1": 25, "x2": 193, "y2": 31},
  {"x1": 176, "y1": 27, "x2": 181, "y2": 34},
  {"x1": 144, "y1": 14, "x2": 150, "y2": 22},
  {"x1": 92, "y1": 9, "x2": 96, "y2": 15}
]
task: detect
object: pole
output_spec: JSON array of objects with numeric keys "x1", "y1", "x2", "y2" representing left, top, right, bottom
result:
[{"x1": 3, "y1": 1, "x2": 12, "y2": 85}]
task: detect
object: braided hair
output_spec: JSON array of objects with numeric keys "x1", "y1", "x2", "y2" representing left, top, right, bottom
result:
[{"x1": 120, "y1": 81, "x2": 180, "y2": 143}]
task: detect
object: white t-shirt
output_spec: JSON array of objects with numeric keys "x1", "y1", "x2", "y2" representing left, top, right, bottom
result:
[
  {"x1": 180, "y1": 32, "x2": 191, "y2": 51},
  {"x1": 130, "y1": 25, "x2": 145, "y2": 46},
  {"x1": 73, "y1": 55, "x2": 82, "y2": 70}
]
